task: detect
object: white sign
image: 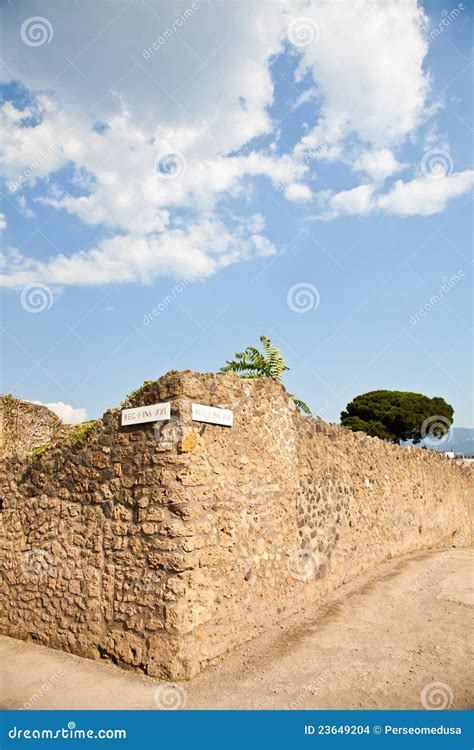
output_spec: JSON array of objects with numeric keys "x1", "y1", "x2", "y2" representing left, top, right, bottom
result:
[
  {"x1": 121, "y1": 402, "x2": 170, "y2": 426},
  {"x1": 192, "y1": 403, "x2": 233, "y2": 427}
]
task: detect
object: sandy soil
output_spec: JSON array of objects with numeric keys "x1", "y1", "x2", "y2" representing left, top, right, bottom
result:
[{"x1": 1, "y1": 548, "x2": 472, "y2": 710}]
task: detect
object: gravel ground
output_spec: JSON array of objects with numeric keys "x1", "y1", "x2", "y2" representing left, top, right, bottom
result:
[{"x1": 1, "y1": 548, "x2": 472, "y2": 711}]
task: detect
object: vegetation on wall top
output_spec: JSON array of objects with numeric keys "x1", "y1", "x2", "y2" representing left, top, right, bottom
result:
[
  {"x1": 220, "y1": 335, "x2": 311, "y2": 415},
  {"x1": 121, "y1": 380, "x2": 154, "y2": 406}
]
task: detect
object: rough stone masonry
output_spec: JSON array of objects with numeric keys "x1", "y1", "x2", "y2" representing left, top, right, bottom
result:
[{"x1": 0, "y1": 371, "x2": 472, "y2": 679}]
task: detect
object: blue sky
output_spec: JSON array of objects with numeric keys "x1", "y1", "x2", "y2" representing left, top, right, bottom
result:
[{"x1": 0, "y1": 0, "x2": 472, "y2": 427}]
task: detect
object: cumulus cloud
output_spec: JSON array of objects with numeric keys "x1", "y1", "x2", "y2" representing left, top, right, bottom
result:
[
  {"x1": 328, "y1": 184, "x2": 376, "y2": 217},
  {"x1": 319, "y1": 170, "x2": 474, "y2": 219},
  {"x1": 31, "y1": 401, "x2": 87, "y2": 424},
  {"x1": 0, "y1": 214, "x2": 277, "y2": 287},
  {"x1": 293, "y1": 0, "x2": 430, "y2": 153},
  {"x1": 284, "y1": 183, "x2": 313, "y2": 202},
  {"x1": 0, "y1": 0, "x2": 471, "y2": 287},
  {"x1": 377, "y1": 170, "x2": 474, "y2": 216},
  {"x1": 353, "y1": 149, "x2": 405, "y2": 181}
]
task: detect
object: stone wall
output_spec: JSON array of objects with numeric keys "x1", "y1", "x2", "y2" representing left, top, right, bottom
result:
[
  {"x1": 0, "y1": 396, "x2": 66, "y2": 460},
  {"x1": 0, "y1": 371, "x2": 472, "y2": 679}
]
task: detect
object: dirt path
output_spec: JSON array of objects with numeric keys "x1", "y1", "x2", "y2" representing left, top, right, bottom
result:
[{"x1": 1, "y1": 548, "x2": 472, "y2": 710}]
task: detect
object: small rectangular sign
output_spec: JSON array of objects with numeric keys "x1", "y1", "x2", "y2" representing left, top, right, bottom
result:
[
  {"x1": 192, "y1": 403, "x2": 233, "y2": 427},
  {"x1": 121, "y1": 402, "x2": 170, "y2": 426}
]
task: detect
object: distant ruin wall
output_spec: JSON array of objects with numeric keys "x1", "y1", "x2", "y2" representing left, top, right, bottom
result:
[
  {"x1": 0, "y1": 396, "x2": 66, "y2": 460},
  {"x1": 0, "y1": 371, "x2": 472, "y2": 679}
]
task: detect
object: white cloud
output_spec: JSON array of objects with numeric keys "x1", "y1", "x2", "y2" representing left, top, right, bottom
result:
[
  {"x1": 249, "y1": 234, "x2": 276, "y2": 257},
  {"x1": 293, "y1": 1, "x2": 430, "y2": 154},
  {"x1": 0, "y1": 213, "x2": 6, "y2": 230},
  {"x1": 247, "y1": 213, "x2": 266, "y2": 232},
  {"x1": 319, "y1": 169, "x2": 474, "y2": 219},
  {"x1": 0, "y1": 95, "x2": 300, "y2": 232},
  {"x1": 0, "y1": 0, "x2": 469, "y2": 287},
  {"x1": 378, "y1": 170, "x2": 474, "y2": 216},
  {"x1": 353, "y1": 149, "x2": 405, "y2": 181},
  {"x1": 329, "y1": 184, "x2": 375, "y2": 217},
  {"x1": 284, "y1": 183, "x2": 312, "y2": 202},
  {"x1": 31, "y1": 400, "x2": 87, "y2": 424},
  {"x1": 16, "y1": 196, "x2": 36, "y2": 219},
  {"x1": 0, "y1": 214, "x2": 276, "y2": 287}
]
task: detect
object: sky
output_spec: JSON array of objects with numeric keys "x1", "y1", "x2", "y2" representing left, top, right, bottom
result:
[{"x1": 0, "y1": 0, "x2": 472, "y2": 429}]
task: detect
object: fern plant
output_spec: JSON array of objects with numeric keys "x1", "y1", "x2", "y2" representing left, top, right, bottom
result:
[{"x1": 221, "y1": 335, "x2": 311, "y2": 415}]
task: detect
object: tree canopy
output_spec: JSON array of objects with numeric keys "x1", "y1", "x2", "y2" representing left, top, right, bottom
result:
[{"x1": 340, "y1": 390, "x2": 454, "y2": 443}]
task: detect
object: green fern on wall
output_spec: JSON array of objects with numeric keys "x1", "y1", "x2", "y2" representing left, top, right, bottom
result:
[{"x1": 220, "y1": 335, "x2": 311, "y2": 415}]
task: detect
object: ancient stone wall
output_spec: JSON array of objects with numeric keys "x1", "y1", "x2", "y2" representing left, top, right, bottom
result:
[
  {"x1": 0, "y1": 372, "x2": 471, "y2": 679},
  {"x1": 0, "y1": 396, "x2": 65, "y2": 460}
]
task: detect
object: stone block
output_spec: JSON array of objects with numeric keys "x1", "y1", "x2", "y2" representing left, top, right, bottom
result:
[
  {"x1": 102, "y1": 630, "x2": 144, "y2": 666},
  {"x1": 147, "y1": 634, "x2": 200, "y2": 680}
]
